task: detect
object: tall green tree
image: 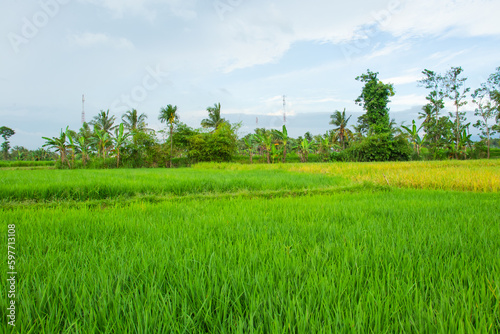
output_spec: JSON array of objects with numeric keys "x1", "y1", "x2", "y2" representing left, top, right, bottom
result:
[
  {"x1": 355, "y1": 70, "x2": 395, "y2": 135},
  {"x1": 0, "y1": 126, "x2": 15, "y2": 160},
  {"x1": 159, "y1": 105, "x2": 179, "y2": 168},
  {"x1": 485, "y1": 67, "x2": 500, "y2": 131},
  {"x1": 418, "y1": 69, "x2": 446, "y2": 149},
  {"x1": 443, "y1": 66, "x2": 470, "y2": 159},
  {"x1": 472, "y1": 85, "x2": 498, "y2": 159},
  {"x1": 329, "y1": 108, "x2": 353, "y2": 150},
  {"x1": 201, "y1": 103, "x2": 226, "y2": 130}
]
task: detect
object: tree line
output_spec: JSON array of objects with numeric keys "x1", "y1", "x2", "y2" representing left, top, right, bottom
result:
[{"x1": 1, "y1": 66, "x2": 499, "y2": 167}]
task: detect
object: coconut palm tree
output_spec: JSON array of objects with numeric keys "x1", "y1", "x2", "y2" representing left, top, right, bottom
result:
[
  {"x1": 159, "y1": 105, "x2": 179, "y2": 168},
  {"x1": 91, "y1": 110, "x2": 117, "y2": 136},
  {"x1": 122, "y1": 109, "x2": 150, "y2": 132},
  {"x1": 330, "y1": 108, "x2": 353, "y2": 150},
  {"x1": 201, "y1": 103, "x2": 226, "y2": 130}
]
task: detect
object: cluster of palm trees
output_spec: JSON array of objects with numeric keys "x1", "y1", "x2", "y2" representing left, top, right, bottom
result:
[
  {"x1": 42, "y1": 102, "x2": 232, "y2": 168},
  {"x1": 43, "y1": 109, "x2": 153, "y2": 168}
]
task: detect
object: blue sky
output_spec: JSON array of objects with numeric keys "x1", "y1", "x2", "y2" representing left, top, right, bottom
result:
[{"x1": 1, "y1": 0, "x2": 499, "y2": 149}]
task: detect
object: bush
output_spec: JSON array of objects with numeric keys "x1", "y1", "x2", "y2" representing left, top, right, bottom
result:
[
  {"x1": 345, "y1": 133, "x2": 412, "y2": 162},
  {"x1": 188, "y1": 123, "x2": 238, "y2": 163}
]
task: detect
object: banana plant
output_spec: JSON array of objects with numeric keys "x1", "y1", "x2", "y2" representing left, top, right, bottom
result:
[
  {"x1": 77, "y1": 136, "x2": 91, "y2": 167},
  {"x1": 272, "y1": 125, "x2": 289, "y2": 162},
  {"x1": 293, "y1": 138, "x2": 313, "y2": 163},
  {"x1": 42, "y1": 129, "x2": 68, "y2": 165},
  {"x1": 458, "y1": 125, "x2": 472, "y2": 159},
  {"x1": 65, "y1": 126, "x2": 77, "y2": 168},
  {"x1": 243, "y1": 135, "x2": 257, "y2": 164},
  {"x1": 271, "y1": 143, "x2": 283, "y2": 164},
  {"x1": 255, "y1": 133, "x2": 273, "y2": 164},
  {"x1": 112, "y1": 123, "x2": 131, "y2": 168},
  {"x1": 319, "y1": 136, "x2": 331, "y2": 161},
  {"x1": 93, "y1": 127, "x2": 110, "y2": 162},
  {"x1": 401, "y1": 120, "x2": 425, "y2": 156}
]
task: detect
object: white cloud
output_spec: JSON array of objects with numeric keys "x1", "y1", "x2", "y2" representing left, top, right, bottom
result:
[
  {"x1": 68, "y1": 32, "x2": 134, "y2": 49},
  {"x1": 364, "y1": 41, "x2": 412, "y2": 60},
  {"x1": 382, "y1": 0, "x2": 500, "y2": 38},
  {"x1": 80, "y1": 0, "x2": 197, "y2": 20}
]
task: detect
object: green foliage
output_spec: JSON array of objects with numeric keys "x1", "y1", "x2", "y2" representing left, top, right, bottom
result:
[
  {"x1": 355, "y1": 70, "x2": 395, "y2": 135},
  {"x1": 345, "y1": 133, "x2": 412, "y2": 162},
  {"x1": 123, "y1": 130, "x2": 164, "y2": 168},
  {"x1": 188, "y1": 123, "x2": 238, "y2": 163}
]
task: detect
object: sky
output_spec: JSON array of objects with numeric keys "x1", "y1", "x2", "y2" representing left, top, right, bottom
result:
[{"x1": 1, "y1": 0, "x2": 499, "y2": 149}]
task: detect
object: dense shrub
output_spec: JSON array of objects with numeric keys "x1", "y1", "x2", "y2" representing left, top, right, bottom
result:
[
  {"x1": 345, "y1": 133, "x2": 412, "y2": 162},
  {"x1": 188, "y1": 123, "x2": 238, "y2": 163}
]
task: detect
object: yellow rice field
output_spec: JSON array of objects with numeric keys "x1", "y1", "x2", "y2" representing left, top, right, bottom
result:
[{"x1": 194, "y1": 160, "x2": 500, "y2": 192}]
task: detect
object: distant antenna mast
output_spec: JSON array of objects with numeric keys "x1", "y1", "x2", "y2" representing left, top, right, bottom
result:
[
  {"x1": 283, "y1": 95, "x2": 287, "y2": 124},
  {"x1": 81, "y1": 94, "x2": 85, "y2": 124}
]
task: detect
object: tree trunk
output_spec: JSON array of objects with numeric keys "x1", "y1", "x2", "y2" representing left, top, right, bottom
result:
[
  {"x1": 487, "y1": 128, "x2": 490, "y2": 159},
  {"x1": 169, "y1": 125, "x2": 173, "y2": 168}
]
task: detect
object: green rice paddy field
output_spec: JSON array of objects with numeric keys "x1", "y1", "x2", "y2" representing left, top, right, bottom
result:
[{"x1": 1, "y1": 161, "x2": 500, "y2": 333}]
